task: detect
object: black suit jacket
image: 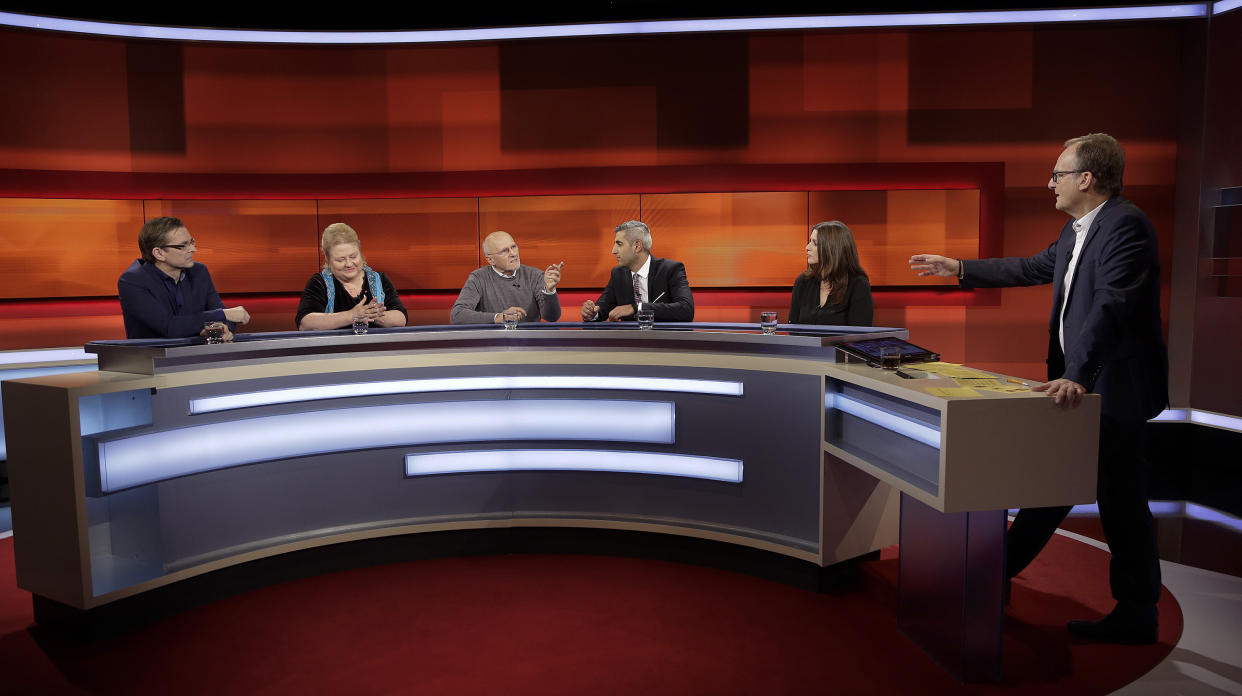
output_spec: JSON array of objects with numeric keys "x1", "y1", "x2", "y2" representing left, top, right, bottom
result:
[
  {"x1": 961, "y1": 197, "x2": 1168, "y2": 423},
  {"x1": 118, "y1": 259, "x2": 229, "y2": 339},
  {"x1": 592, "y1": 257, "x2": 694, "y2": 322}
]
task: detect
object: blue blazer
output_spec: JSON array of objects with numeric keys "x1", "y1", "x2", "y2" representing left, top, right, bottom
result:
[
  {"x1": 118, "y1": 259, "x2": 229, "y2": 339},
  {"x1": 591, "y1": 257, "x2": 695, "y2": 322},
  {"x1": 962, "y1": 197, "x2": 1168, "y2": 423}
]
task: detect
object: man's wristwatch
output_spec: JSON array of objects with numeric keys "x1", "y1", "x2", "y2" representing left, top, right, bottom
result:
[{"x1": 957, "y1": 259, "x2": 965, "y2": 279}]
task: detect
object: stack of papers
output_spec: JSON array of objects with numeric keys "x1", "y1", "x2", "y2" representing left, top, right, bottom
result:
[{"x1": 907, "y1": 362, "x2": 1033, "y2": 396}]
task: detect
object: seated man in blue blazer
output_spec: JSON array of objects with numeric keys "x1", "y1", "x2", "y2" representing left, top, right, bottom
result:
[
  {"x1": 910, "y1": 133, "x2": 1168, "y2": 644},
  {"x1": 580, "y1": 220, "x2": 694, "y2": 322},
  {"x1": 118, "y1": 216, "x2": 251, "y2": 340}
]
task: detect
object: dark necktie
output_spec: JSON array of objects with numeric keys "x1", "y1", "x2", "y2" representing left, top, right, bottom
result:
[{"x1": 632, "y1": 273, "x2": 642, "y2": 304}]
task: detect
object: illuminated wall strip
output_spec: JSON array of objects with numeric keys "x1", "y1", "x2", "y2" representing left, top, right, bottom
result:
[
  {"x1": 1151, "y1": 408, "x2": 1242, "y2": 433},
  {"x1": 405, "y1": 449, "x2": 743, "y2": 483},
  {"x1": 1149, "y1": 409, "x2": 1189, "y2": 422},
  {"x1": 189, "y1": 376, "x2": 742, "y2": 414},
  {"x1": 95, "y1": 399, "x2": 674, "y2": 493},
  {"x1": 826, "y1": 393, "x2": 941, "y2": 449},
  {"x1": 1186, "y1": 503, "x2": 1242, "y2": 533},
  {"x1": 1214, "y1": 0, "x2": 1242, "y2": 15},
  {"x1": 0, "y1": 5, "x2": 1208, "y2": 45},
  {"x1": 1189, "y1": 410, "x2": 1242, "y2": 433},
  {"x1": 0, "y1": 348, "x2": 94, "y2": 366},
  {"x1": 1057, "y1": 501, "x2": 1242, "y2": 533}
]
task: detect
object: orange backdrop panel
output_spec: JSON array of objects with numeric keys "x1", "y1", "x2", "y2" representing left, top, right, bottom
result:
[
  {"x1": 640, "y1": 192, "x2": 808, "y2": 287},
  {"x1": 0, "y1": 198, "x2": 145, "y2": 299},
  {"x1": 810, "y1": 189, "x2": 979, "y2": 287},
  {"x1": 478, "y1": 194, "x2": 641, "y2": 289},
  {"x1": 144, "y1": 199, "x2": 319, "y2": 293},
  {"x1": 316, "y1": 198, "x2": 481, "y2": 290}
]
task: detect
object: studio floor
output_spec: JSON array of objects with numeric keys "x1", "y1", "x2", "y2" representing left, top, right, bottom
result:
[{"x1": 0, "y1": 507, "x2": 1237, "y2": 695}]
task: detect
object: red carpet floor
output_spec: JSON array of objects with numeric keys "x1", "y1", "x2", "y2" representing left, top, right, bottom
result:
[{"x1": 0, "y1": 533, "x2": 1180, "y2": 695}]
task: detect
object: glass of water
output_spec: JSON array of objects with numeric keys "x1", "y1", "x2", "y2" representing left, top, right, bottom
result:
[
  {"x1": 636, "y1": 306, "x2": 655, "y2": 330},
  {"x1": 352, "y1": 315, "x2": 368, "y2": 335},
  {"x1": 879, "y1": 346, "x2": 901, "y2": 370},
  {"x1": 503, "y1": 310, "x2": 520, "y2": 330},
  {"x1": 203, "y1": 322, "x2": 226, "y2": 344},
  {"x1": 760, "y1": 311, "x2": 778, "y2": 334}
]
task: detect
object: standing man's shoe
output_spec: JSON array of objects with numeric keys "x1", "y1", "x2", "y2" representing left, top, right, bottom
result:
[{"x1": 1067, "y1": 603, "x2": 1158, "y2": 644}]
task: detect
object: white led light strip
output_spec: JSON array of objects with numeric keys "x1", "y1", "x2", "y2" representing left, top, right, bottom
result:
[
  {"x1": 1151, "y1": 408, "x2": 1242, "y2": 434},
  {"x1": 826, "y1": 392, "x2": 941, "y2": 449},
  {"x1": 189, "y1": 376, "x2": 742, "y2": 414},
  {"x1": 1214, "y1": 0, "x2": 1242, "y2": 14},
  {"x1": 1058, "y1": 501, "x2": 1242, "y2": 533},
  {"x1": 0, "y1": 348, "x2": 94, "y2": 366},
  {"x1": 405, "y1": 449, "x2": 743, "y2": 483},
  {"x1": 96, "y1": 399, "x2": 674, "y2": 492},
  {"x1": 0, "y1": 5, "x2": 1209, "y2": 45}
]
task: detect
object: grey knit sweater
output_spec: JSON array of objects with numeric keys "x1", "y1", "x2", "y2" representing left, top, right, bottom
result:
[{"x1": 449, "y1": 264, "x2": 562, "y2": 324}]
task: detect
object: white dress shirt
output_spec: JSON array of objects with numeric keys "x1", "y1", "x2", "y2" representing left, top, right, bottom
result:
[{"x1": 1059, "y1": 199, "x2": 1107, "y2": 352}]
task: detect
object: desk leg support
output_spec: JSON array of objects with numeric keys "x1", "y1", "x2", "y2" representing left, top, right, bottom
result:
[{"x1": 897, "y1": 493, "x2": 1005, "y2": 682}]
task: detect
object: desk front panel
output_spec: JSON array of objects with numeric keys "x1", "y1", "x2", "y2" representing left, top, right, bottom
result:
[{"x1": 69, "y1": 361, "x2": 825, "y2": 602}]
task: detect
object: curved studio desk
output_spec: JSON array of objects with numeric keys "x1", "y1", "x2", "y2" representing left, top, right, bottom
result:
[{"x1": 3, "y1": 323, "x2": 1099, "y2": 681}]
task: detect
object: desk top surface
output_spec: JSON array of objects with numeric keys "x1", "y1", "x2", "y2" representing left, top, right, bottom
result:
[{"x1": 86, "y1": 322, "x2": 908, "y2": 375}]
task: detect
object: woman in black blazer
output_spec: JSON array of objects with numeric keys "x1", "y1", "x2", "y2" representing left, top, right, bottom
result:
[{"x1": 788, "y1": 220, "x2": 873, "y2": 326}]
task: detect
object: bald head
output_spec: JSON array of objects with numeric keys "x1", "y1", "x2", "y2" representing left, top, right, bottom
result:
[{"x1": 483, "y1": 231, "x2": 521, "y2": 273}]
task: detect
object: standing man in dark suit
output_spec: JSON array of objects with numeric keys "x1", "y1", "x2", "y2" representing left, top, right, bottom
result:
[
  {"x1": 909, "y1": 133, "x2": 1168, "y2": 644},
  {"x1": 118, "y1": 216, "x2": 251, "y2": 340},
  {"x1": 581, "y1": 220, "x2": 694, "y2": 322}
]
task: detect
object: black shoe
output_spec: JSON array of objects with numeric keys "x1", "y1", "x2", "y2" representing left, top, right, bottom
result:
[{"x1": 1067, "y1": 603, "x2": 1158, "y2": 644}]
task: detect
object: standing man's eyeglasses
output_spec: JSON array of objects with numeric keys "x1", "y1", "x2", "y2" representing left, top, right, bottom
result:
[
  {"x1": 160, "y1": 238, "x2": 197, "y2": 250},
  {"x1": 1050, "y1": 170, "x2": 1085, "y2": 183}
]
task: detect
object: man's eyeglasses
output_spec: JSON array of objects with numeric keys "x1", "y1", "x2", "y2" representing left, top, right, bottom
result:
[
  {"x1": 487, "y1": 244, "x2": 518, "y2": 257},
  {"x1": 1050, "y1": 170, "x2": 1085, "y2": 183},
  {"x1": 160, "y1": 238, "x2": 197, "y2": 250}
]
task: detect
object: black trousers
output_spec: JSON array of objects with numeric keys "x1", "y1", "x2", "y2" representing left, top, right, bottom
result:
[{"x1": 1006, "y1": 416, "x2": 1162, "y2": 605}]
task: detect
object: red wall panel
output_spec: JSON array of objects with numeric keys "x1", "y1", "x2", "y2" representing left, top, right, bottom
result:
[
  {"x1": 143, "y1": 199, "x2": 319, "y2": 293},
  {"x1": 477, "y1": 195, "x2": 641, "y2": 289},
  {"x1": 316, "y1": 198, "x2": 481, "y2": 290},
  {"x1": 0, "y1": 22, "x2": 1187, "y2": 379},
  {"x1": 0, "y1": 198, "x2": 143, "y2": 299}
]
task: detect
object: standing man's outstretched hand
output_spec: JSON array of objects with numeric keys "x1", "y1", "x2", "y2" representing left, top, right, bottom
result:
[{"x1": 909, "y1": 254, "x2": 960, "y2": 278}]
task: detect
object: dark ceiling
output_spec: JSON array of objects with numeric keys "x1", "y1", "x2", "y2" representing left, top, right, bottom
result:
[{"x1": 0, "y1": 1, "x2": 1191, "y2": 32}]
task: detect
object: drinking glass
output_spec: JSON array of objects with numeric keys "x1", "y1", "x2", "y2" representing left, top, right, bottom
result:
[
  {"x1": 636, "y1": 307, "x2": 655, "y2": 330},
  {"x1": 879, "y1": 346, "x2": 901, "y2": 370},
  {"x1": 352, "y1": 315, "x2": 368, "y2": 335},
  {"x1": 203, "y1": 322, "x2": 226, "y2": 344},
  {"x1": 760, "y1": 311, "x2": 778, "y2": 334},
  {"x1": 503, "y1": 310, "x2": 520, "y2": 330}
]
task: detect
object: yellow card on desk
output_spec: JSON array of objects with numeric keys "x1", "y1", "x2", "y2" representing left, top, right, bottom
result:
[
  {"x1": 978, "y1": 385, "x2": 1029, "y2": 394},
  {"x1": 953, "y1": 377, "x2": 1005, "y2": 389},
  {"x1": 914, "y1": 362, "x2": 992, "y2": 378},
  {"x1": 911, "y1": 361, "x2": 960, "y2": 374},
  {"x1": 926, "y1": 386, "x2": 981, "y2": 398}
]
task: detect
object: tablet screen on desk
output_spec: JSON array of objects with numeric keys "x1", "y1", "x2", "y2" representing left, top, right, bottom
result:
[{"x1": 836, "y1": 337, "x2": 940, "y2": 364}]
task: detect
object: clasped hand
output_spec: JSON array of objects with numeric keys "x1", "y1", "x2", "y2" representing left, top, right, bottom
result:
[
  {"x1": 496, "y1": 306, "x2": 528, "y2": 323},
  {"x1": 351, "y1": 298, "x2": 384, "y2": 324},
  {"x1": 579, "y1": 300, "x2": 635, "y2": 321}
]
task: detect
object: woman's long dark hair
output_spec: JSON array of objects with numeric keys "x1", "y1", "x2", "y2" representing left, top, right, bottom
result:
[{"x1": 801, "y1": 220, "x2": 867, "y2": 305}]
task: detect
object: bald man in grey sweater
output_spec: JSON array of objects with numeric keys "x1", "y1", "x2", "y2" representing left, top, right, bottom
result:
[{"x1": 450, "y1": 231, "x2": 564, "y2": 324}]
